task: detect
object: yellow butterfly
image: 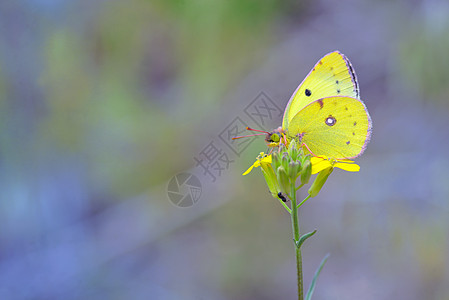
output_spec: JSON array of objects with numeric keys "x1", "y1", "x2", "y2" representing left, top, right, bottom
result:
[{"x1": 263, "y1": 51, "x2": 372, "y2": 160}]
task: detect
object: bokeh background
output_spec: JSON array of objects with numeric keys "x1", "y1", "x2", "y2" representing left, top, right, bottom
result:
[{"x1": 1, "y1": 0, "x2": 449, "y2": 299}]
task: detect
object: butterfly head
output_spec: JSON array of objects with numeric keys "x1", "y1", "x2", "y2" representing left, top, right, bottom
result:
[
  {"x1": 232, "y1": 126, "x2": 287, "y2": 147},
  {"x1": 265, "y1": 127, "x2": 287, "y2": 147}
]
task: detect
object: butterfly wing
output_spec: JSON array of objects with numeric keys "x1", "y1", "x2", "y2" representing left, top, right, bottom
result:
[
  {"x1": 287, "y1": 96, "x2": 372, "y2": 159},
  {"x1": 282, "y1": 51, "x2": 360, "y2": 130}
]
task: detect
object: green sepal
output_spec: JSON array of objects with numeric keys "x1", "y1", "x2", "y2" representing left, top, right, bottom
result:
[
  {"x1": 308, "y1": 167, "x2": 333, "y2": 198},
  {"x1": 296, "y1": 229, "x2": 317, "y2": 249},
  {"x1": 261, "y1": 163, "x2": 281, "y2": 199},
  {"x1": 305, "y1": 254, "x2": 330, "y2": 300}
]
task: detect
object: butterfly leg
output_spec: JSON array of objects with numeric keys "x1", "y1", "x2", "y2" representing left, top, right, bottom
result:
[
  {"x1": 279, "y1": 133, "x2": 289, "y2": 147},
  {"x1": 300, "y1": 142, "x2": 325, "y2": 159}
]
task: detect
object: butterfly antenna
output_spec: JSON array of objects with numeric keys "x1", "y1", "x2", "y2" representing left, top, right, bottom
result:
[
  {"x1": 231, "y1": 133, "x2": 265, "y2": 140},
  {"x1": 245, "y1": 127, "x2": 270, "y2": 134},
  {"x1": 231, "y1": 127, "x2": 269, "y2": 140}
]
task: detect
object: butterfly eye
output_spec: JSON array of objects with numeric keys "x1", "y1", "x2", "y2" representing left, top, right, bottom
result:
[
  {"x1": 270, "y1": 133, "x2": 280, "y2": 142},
  {"x1": 325, "y1": 116, "x2": 336, "y2": 126}
]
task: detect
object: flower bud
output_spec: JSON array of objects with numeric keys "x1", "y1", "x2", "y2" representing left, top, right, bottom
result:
[
  {"x1": 277, "y1": 166, "x2": 291, "y2": 195},
  {"x1": 300, "y1": 157, "x2": 312, "y2": 185},
  {"x1": 271, "y1": 151, "x2": 281, "y2": 171},
  {"x1": 308, "y1": 167, "x2": 333, "y2": 198},
  {"x1": 289, "y1": 140, "x2": 299, "y2": 161},
  {"x1": 279, "y1": 144, "x2": 287, "y2": 154},
  {"x1": 281, "y1": 152, "x2": 289, "y2": 170},
  {"x1": 288, "y1": 161, "x2": 300, "y2": 180}
]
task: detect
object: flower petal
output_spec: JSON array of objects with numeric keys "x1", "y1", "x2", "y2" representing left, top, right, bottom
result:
[
  {"x1": 261, "y1": 154, "x2": 272, "y2": 164},
  {"x1": 311, "y1": 157, "x2": 332, "y2": 174},
  {"x1": 334, "y1": 162, "x2": 360, "y2": 172},
  {"x1": 242, "y1": 154, "x2": 271, "y2": 175},
  {"x1": 242, "y1": 164, "x2": 255, "y2": 175}
]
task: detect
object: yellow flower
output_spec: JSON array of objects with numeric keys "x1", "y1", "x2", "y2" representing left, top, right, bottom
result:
[
  {"x1": 310, "y1": 156, "x2": 360, "y2": 174},
  {"x1": 243, "y1": 152, "x2": 272, "y2": 175},
  {"x1": 307, "y1": 157, "x2": 359, "y2": 198},
  {"x1": 243, "y1": 152, "x2": 283, "y2": 199},
  {"x1": 244, "y1": 153, "x2": 360, "y2": 176}
]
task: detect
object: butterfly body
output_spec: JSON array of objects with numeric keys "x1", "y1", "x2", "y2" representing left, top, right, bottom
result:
[{"x1": 268, "y1": 51, "x2": 372, "y2": 160}]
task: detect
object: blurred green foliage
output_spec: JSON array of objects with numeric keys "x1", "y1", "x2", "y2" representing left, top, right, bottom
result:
[{"x1": 398, "y1": 4, "x2": 449, "y2": 103}]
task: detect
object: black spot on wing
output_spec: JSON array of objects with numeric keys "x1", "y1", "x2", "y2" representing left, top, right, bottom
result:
[
  {"x1": 346, "y1": 141, "x2": 350, "y2": 145},
  {"x1": 354, "y1": 121, "x2": 357, "y2": 126},
  {"x1": 305, "y1": 89, "x2": 312, "y2": 96}
]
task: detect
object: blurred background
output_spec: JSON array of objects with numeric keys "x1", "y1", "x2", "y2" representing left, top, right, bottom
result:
[{"x1": 1, "y1": 0, "x2": 449, "y2": 299}]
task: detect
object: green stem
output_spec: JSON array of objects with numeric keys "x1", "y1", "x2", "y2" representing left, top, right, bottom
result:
[
  {"x1": 290, "y1": 183, "x2": 303, "y2": 300},
  {"x1": 296, "y1": 183, "x2": 305, "y2": 191},
  {"x1": 297, "y1": 194, "x2": 312, "y2": 208},
  {"x1": 277, "y1": 197, "x2": 292, "y2": 214}
]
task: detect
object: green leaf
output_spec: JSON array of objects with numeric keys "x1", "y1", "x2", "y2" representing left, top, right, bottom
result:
[
  {"x1": 305, "y1": 254, "x2": 330, "y2": 300},
  {"x1": 296, "y1": 229, "x2": 317, "y2": 249}
]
